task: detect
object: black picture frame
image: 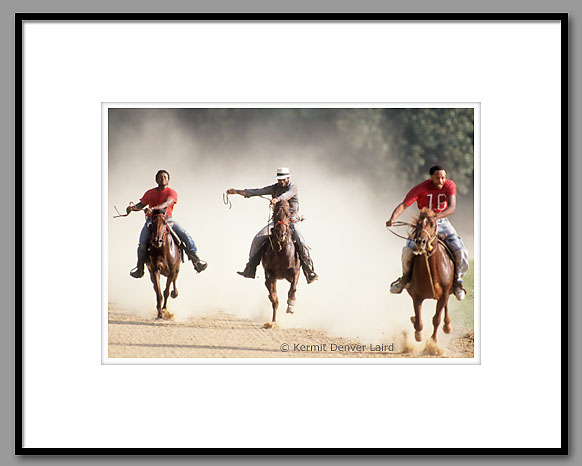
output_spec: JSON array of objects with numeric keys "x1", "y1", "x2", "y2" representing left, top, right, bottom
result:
[{"x1": 16, "y1": 12, "x2": 568, "y2": 455}]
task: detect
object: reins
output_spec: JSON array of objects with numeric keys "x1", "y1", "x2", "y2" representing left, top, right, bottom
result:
[
  {"x1": 386, "y1": 220, "x2": 414, "y2": 241},
  {"x1": 421, "y1": 251, "x2": 437, "y2": 299}
]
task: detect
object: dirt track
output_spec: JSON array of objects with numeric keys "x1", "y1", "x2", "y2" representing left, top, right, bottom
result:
[{"x1": 108, "y1": 306, "x2": 474, "y2": 359}]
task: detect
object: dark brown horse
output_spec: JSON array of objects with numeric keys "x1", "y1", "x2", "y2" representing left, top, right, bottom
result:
[
  {"x1": 147, "y1": 209, "x2": 181, "y2": 320},
  {"x1": 407, "y1": 208, "x2": 455, "y2": 343},
  {"x1": 262, "y1": 200, "x2": 301, "y2": 329}
]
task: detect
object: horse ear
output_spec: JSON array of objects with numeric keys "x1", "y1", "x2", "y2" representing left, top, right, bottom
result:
[{"x1": 270, "y1": 228, "x2": 274, "y2": 235}]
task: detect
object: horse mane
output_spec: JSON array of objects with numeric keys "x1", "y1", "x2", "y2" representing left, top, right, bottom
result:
[{"x1": 410, "y1": 207, "x2": 436, "y2": 235}]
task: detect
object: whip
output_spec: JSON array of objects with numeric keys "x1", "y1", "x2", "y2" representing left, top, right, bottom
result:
[{"x1": 113, "y1": 202, "x2": 134, "y2": 218}]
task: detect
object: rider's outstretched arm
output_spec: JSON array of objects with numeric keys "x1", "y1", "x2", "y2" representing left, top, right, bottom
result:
[
  {"x1": 227, "y1": 185, "x2": 275, "y2": 198},
  {"x1": 386, "y1": 202, "x2": 408, "y2": 227}
]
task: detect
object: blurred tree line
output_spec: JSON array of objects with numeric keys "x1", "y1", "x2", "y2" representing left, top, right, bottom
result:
[
  {"x1": 112, "y1": 107, "x2": 474, "y2": 194},
  {"x1": 332, "y1": 107, "x2": 474, "y2": 194}
]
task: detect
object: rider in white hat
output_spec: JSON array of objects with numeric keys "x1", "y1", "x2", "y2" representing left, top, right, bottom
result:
[{"x1": 227, "y1": 167, "x2": 318, "y2": 283}]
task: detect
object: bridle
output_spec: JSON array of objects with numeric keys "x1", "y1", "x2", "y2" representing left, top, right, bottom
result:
[
  {"x1": 414, "y1": 217, "x2": 439, "y2": 298},
  {"x1": 271, "y1": 207, "x2": 291, "y2": 251},
  {"x1": 414, "y1": 218, "x2": 438, "y2": 256},
  {"x1": 150, "y1": 212, "x2": 169, "y2": 247}
]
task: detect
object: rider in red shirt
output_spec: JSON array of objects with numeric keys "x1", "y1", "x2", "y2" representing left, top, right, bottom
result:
[
  {"x1": 126, "y1": 170, "x2": 208, "y2": 278},
  {"x1": 386, "y1": 165, "x2": 469, "y2": 301}
]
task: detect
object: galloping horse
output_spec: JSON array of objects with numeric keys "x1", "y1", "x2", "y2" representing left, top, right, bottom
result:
[
  {"x1": 262, "y1": 200, "x2": 301, "y2": 329},
  {"x1": 407, "y1": 208, "x2": 455, "y2": 343},
  {"x1": 147, "y1": 208, "x2": 181, "y2": 320}
]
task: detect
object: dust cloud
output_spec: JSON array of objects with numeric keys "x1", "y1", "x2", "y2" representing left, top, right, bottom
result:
[{"x1": 107, "y1": 109, "x2": 474, "y2": 346}]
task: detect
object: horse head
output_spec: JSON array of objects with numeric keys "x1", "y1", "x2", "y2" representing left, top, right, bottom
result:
[
  {"x1": 272, "y1": 200, "x2": 291, "y2": 245},
  {"x1": 412, "y1": 208, "x2": 438, "y2": 254},
  {"x1": 150, "y1": 208, "x2": 168, "y2": 249}
]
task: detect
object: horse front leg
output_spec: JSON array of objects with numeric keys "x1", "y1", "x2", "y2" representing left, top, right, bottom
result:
[
  {"x1": 431, "y1": 294, "x2": 448, "y2": 342},
  {"x1": 263, "y1": 276, "x2": 279, "y2": 329},
  {"x1": 411, "y1": 297, "x2": 424, "y2": 342},
  {"x1": 161, "y1": 275, "x2": 175, "y2": 321},
  {"x1": 286, "y1": 269, "x2": 300, "y2": 314},
  {"x1": 150, "y1": 270, "x2": 163, "y2": 319}
]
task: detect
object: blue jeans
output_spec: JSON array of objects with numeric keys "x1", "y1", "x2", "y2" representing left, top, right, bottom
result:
[{"x1": 136, "y1": 217, "x2": 198, "y2": 261}]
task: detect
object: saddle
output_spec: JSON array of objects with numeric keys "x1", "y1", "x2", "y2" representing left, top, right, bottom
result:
[
  {"x1": 406, "y1": 239, "x2": 456, "y2": 287},
  {"x1": 438, "y1": 238, "x2": 455, "y2": 264},
  {"x1": 437, "y1": 239, "x2": 459, "y2": 287}
]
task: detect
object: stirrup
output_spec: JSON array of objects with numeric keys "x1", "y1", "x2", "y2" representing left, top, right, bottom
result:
[
  {"x1": 390, "y1": 277, "x2": 406, "y2": 294},
  {"x1": 129, "y1": 267, "x2": 144, "y2": 279},
  {"x1": 305, "y1": 271, "x2": 318, "y2": 284},
  {"x1": 193, "y1": 260, "x2": 208, "y2": 273},
  {"x1": 454, "y1": 281, "x2": 466, "y2": 301}
]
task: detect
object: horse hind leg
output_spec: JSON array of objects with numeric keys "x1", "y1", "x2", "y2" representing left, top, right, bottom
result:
[
  {"x1": 443, "y1": 300, "x2": 452, "y2": 334},
  {"x1": 431, "y1": 295, "x2": 448, "y2": 342},
  {"x1": 171, "y1": 275, "x2": 179, "y2": 299}
]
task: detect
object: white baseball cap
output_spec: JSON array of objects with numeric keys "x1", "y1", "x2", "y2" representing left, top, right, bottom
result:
[{"x1": 274, "y1": 167, "x2": 291, "y2": 179}]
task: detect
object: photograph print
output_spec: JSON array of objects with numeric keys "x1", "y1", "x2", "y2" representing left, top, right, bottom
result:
[{"x1": 106, "y1": 105, "x2": 477, "y2": 361}]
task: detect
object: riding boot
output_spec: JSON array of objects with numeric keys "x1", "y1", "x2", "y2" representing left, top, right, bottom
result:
[
  {"x1": 297, "y1": 246, "x2": 318, "y2": 284},
  {"x1": 452, "y1": 249, "x2": 467, "y2": 301},
  {"x1": 130, "y1": 246, "x2": 147, "y2": 279},
  {"x1": 237, "y1": 250, "x2": 262, "y2": 279},
  {"x1": 186, "y1": 250, "x2": 208, "y2": 273},
  {"x1": 390, "y1": 247, "x2": 415, "y2": 294}
]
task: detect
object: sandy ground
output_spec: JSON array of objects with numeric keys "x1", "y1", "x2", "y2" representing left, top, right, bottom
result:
[{"x1": 108, "y1": 305, "x2": 474, "y2": 359}]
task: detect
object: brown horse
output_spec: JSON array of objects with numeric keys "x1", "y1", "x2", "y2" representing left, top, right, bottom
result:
[
  {"x1": 262, "y1": 200, "x2": 301, "y2": 329},
  {"x1": 407, "y1": 208, "x2": 455, "y2": 343},
  {"x1": 147, "y1": 209, "x2": 181, "y2": 320}
]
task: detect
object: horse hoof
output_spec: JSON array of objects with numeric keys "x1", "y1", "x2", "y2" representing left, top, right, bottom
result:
[
  {"x1": 414, "y1": 331, "x2": 422, "y2": 342},
  {"x1": 263, "y1": 322, "x2": 278, "y2": 329},
  {"x1": 286, "y1": 306, "x2": 294, "y2": 314},
  {"x1": 162, "y1": 311, "x2": 174, "y2": 321},
  {"x1": 424, "y1": 339, "x2": 443, "y2": 356},
  {"x1": 171, "y1": 291, "x2": 178, "y2": 299},
  {"x1": 443, "y1": 324, "x2": 452, "y2": 334}
]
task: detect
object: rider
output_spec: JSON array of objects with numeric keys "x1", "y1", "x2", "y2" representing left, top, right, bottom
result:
[
  {"x1": 386, "y1": 164, "x2": 469, "y2": 301},
  {"x1": 226, "y1": 167, "x2": 318, "y2": 284},
  {"x1": 126, "y1": 169, "x2": 208, "y2": 278}
]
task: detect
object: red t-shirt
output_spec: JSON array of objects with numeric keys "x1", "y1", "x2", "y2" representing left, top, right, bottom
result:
[
  {"x1": 403, "y1": 179, "x2": 456, "y2": 213},
  {"x1": 140, "y1": 187, "x2": 178, "y2": 217}
]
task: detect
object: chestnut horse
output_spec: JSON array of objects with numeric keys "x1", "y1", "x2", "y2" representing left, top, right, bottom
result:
[
  {"x1": 407, "y1": 208, "x2": 455, "y2": 343},
  {"x1": 262, "y1": 200, "x2": 301, "y2": 329},
  {"x1": 147, "y1": 209, "x2": 181, "y2": 320}
]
